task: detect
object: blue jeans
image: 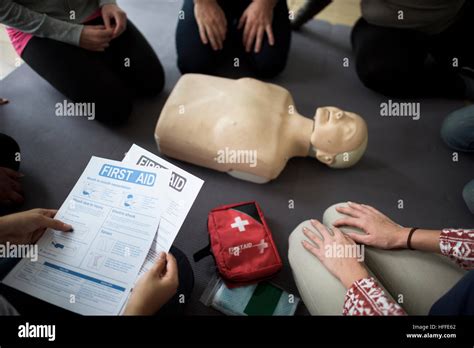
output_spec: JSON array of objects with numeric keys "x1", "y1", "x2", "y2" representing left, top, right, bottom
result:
[
  {"x1": 430, "y1": 271, "x2": 474, "y2": 315},
  {"x1": 441, "y1": 105, "x2": 474, "y2": 152},
  {"x1": 441, "y1": 105, "x2": 474, "y2": 213}
]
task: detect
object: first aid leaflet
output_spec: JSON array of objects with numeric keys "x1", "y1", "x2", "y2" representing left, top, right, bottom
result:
[{"x1": 2, "y1": 156, "x2": 171, "y2": 315}]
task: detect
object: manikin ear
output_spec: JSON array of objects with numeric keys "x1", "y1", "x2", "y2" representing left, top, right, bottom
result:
[{"x1": 315, "y1": 150, "x2": 335, "y2": 165}]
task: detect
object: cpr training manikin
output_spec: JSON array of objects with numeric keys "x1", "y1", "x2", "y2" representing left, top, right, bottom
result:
[{"x1": 155, "y1": 74, "x2": 368, "y2": 183}]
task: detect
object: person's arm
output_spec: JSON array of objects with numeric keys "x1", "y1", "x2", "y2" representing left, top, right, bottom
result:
[
  {"x1": 0, "y1": 209, "x2": 72, "y2": 245},
  {"x1": 343, "y1": 277, "x2": 406, "y2": 316},
  {"x1": 302, "y1": 219, "x2": 406, "y2": 316},
  {"x1": 333, "y1": 202, "x2": 474, "y2": 269},
  {"x1": 0, "y1": 0, "x2": 86, "y2": 46},
  {"x1": 439, "y1": 229, "x2": 474, "y2": 269}
]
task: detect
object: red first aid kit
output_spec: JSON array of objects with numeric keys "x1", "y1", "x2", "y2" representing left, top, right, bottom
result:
[{"x1": 194, "y1": 201, "x2": 282, "y2": 288}]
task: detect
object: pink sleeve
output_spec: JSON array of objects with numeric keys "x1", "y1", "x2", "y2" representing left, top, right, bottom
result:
[
  {"x1": 439, "y1": 229, "x2": 474, "y2": 269},
  {"x1": 343, "y1": 277, "x2": 406, "y2": 316}
]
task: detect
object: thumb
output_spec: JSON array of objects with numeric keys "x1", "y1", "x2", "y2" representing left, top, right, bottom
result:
[
  {"x1": 102, "y1": 13, "x2": 112, "y2": 30},
  {"x1": 163, "y1": 253, "x2": 178, "y2": 279},
  {"x1": 151, "y1": 252, "x2": 167, "y2": 275},
  {"x1": 40, "y1": 215, "x2": 73, "y2": 232}
]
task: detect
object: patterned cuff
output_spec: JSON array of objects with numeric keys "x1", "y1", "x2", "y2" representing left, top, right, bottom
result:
[
  {"x1": 343, "y1": 277, "x2": 406, "y2": 316},
  {"x1": 440, "y1": 229, "x2": 474, "y2": 270}
]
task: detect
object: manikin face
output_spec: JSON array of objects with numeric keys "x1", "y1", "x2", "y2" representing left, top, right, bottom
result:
[{"x1": 311, "y1": 107, "x2": 368, "y2": 165}]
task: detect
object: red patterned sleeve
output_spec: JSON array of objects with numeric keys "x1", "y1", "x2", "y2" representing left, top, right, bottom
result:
[
  {"x1": 439, "y1": 229, "x2": 474, "y2": 269},
  {"x1": 343, "y1": 277, "x2": 406, "y2": 316}
]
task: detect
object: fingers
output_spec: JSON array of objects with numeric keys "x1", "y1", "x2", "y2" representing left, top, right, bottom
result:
[
  {"x1": 102, "y1": 13, "x2": 112, "y2": 30},
  {"x1": 265, "y1": 25, "x2": 275, "y2": 46},
  {"x1": 1, "y1": 167, "x2": 24, "y2": 179},
  {"x1": 242, "y1": 17, "x2": 251, "y2": 50},
  {"x1": 333, "y1": 217, "x2": 365, "y2": 230},
  {"x1": 336, "y1": 205, "x2": 363, "y2": 218},
  {"x1": 151, "y1": 252, "x2": 167, "y2": 275},
  {"x1": 39, "y1": 215, "x2": 73, "y2": 232},
  {"x1": 310, "y1": 219, "x2": 333, "y2": 238},
  {"x1": 7, "y1": 176, "x2": 23, "y2": 194},
  {"x1": 216, "y1": 22, "x2": 226, "y2": 48},
  {"x1": 197, "y1": 21, "x2": 208, "y2": 45},
  {"x1": 113, "y1": 13, "x2": 127, "y2": 37},
  {"x1": 41, "y1": 209, "x2": 59, "y2": 219},
  {"x1": 238, "y1": 11, "x2": 247, "y2": 30},
  {"x1": 302, "y1": 226, "x2": 322, "y2": 248},
  {"x1": 206, "y1": 26, "x2": 220, "y2": 50},
  {"x1": 90, "y1": 25, "x2": 107, "y2": 30},
  {"x1": 6, "y1": 190, "x2": 24, "y2": 204},
  {"x1": 345, "y1": 232, "x2": 370, "y2": 245},
  {"x1": 254, "y1": 27, "x2": 264, "y2": 53},
  {"x1": 347, "y1": 201, "x2": 368, "y2": 213},
  {"x1": 302, "y1": 240, "x2": 323, "y2": 260},
  {"x1": 361, "y1": 204, "x2": 383, "y2": 215},
  {"x1": 245, "y1": 26, "x2": 257, "y2": 52},
  {"x1": 163, "y1": 253, "x2": 178, "y2": 280}
]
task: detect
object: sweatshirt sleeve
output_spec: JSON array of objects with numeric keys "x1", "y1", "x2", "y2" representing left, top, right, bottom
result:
[
  {"x1": 343, "y1": 277, "x2": 406, "y2": 316},
  {"x1": 440, "y1": 229, "x2": 474, "y2": 269},
  {"x1": 0, "y1": 0, "x2": 84, "y2": 46}
]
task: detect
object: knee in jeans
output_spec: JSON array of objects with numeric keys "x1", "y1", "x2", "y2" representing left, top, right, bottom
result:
[
  {"x1": 177, "y1": 54, "x2": 212, "y2": 75},
  {"x1": 462, "y1": 179, "x2": 474, "y2": 214},
  {"x1": 355, "y1": 56, "x2": 406, "y2": 94},
  {"x1": 441, "y1": 106, "x2": 474, "y2": 152}
]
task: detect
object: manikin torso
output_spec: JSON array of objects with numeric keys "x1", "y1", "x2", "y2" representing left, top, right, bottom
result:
[{"x1": 155, "y1": 74, "x2": 367, "y2": 183}]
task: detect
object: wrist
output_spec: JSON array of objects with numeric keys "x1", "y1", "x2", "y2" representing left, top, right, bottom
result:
[
  {"x1": 393, "y1": 226, "x2": 411, "y2": 249},
  {"x1": 339, "y1": 265, "x2": 369, "y2": 289}
]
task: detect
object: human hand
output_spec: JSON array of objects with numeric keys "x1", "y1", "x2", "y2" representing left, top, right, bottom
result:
[
  {"x1": 302, "y1": 219, "x2": 369, "y2": 289},
  {"x1": 334, "y1": 202, "x2": 409, "y2": 249},
  {"x1": 124, "y1": 252, "x2": 179, "y2": 315},
  {"x1": 101, "y1": 4, "x2": 127, "y2": 38},
  {"x1": 0, "y1": 209, "x2": 73, "y2": 245},
  {"x1": 238, "y1": 0, "x2": 276, "y2": 53},
  {"x1": 194, "y1": 0, "x2": 227, "y2": 50},
  {"x1": 79, "y1": 25, "x2": 114, "y2": 51},
  {"x1": 0, "y1": 167, "x2": 24, "y2": 205}
]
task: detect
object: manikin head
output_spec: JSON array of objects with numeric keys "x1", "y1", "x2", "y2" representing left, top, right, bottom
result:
[{"x1": 310, "y1": 107, "x2": 368, "y2": 168}]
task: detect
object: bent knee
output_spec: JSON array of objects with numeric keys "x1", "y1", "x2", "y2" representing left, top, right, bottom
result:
[
  {"x1": 139, "y1": 61, "x2": 165, "y2": 96},
  {"x1": 463, "y1": 179, "x2": 474, "y2": 214},
  {"x1": 177, "y1": 55, "x2": 213, "y2": 75},
  {"x1": 441, "y1": 106, "x2": 474, "y2": 152},
  {"x1": 251, "y1": 58, "x2": 288, "y2": 79},
  {"x1": 94, "y1": 97, "x2": 133, "y2": 125}
]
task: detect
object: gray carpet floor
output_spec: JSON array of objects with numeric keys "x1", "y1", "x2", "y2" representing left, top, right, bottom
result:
[{"x1": 0, "y1": 0, "x2": 473, "y2": 315}]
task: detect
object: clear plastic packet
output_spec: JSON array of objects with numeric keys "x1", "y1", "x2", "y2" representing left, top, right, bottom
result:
[{"x1": 200, "y1": 276, "x2": 300, "y2": 316}]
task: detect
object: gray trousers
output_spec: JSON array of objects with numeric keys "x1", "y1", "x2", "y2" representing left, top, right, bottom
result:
[{"x1": 288, "y1": 203, "x2": 466, "y2": 315}]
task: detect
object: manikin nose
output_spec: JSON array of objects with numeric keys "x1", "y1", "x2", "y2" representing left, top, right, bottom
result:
[{"x1": 335, "y1": 111, "x2": 344, "y2": 119}]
